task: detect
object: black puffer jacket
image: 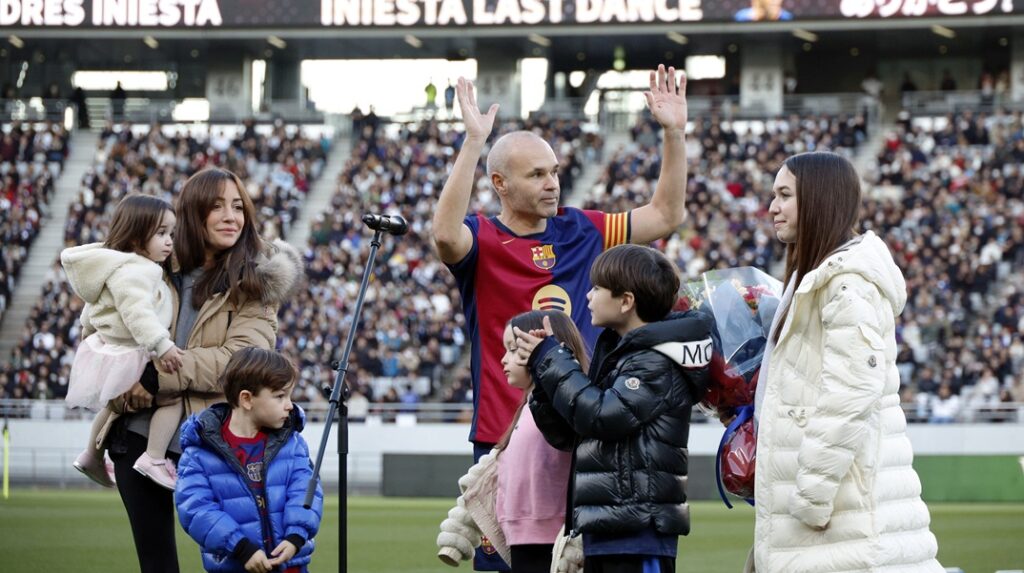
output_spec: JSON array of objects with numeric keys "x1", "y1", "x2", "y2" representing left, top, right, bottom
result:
[{"x1": 528, "y1": 312, "x2": 713, "y2": 536}]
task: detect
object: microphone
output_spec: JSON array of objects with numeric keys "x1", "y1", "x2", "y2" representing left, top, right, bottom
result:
[{"x1": 362, "y1": 213, "x2": 409, "y2": 236}]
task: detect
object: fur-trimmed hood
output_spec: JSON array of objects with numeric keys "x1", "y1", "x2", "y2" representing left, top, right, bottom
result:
[
  {"x1": 255, "y1": 239, "x2": 304, "y2": 305},
  {"x1": 61, "y1": 243, "x2": 163, "y2": 304}
]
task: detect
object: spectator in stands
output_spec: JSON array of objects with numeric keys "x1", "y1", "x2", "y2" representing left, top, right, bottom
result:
[
  {"x1": 445, "y1": 80, "x2": 456, "y2": 117},
  {"x1": 72, "y1": 87, "x2": 89, "y2": 129},
  {"x1": 434, "y1": 65, "x2": 690, "y2": 572},
  {"x1": 753, "y1": 151, "x2": 942, "y2": 572},
  {"x1": 929, "y1": 383, "x2": 960, "y2": 423},
  {"x1": 940, "y1": 70, "x2": 957, "y2": 91},
  {"x1": 100, "y1": 168, "x2": 303, "y2": 573},
  {"x1": 110, "y1": 81, "x2": 126, "y2": 122}
]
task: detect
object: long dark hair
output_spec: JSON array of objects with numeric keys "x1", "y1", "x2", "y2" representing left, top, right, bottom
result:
[
  {"x1": 772, "y1": 151, "x2": 861, "y2": 344},
  {"x1": 104, "y1": 194, "x2": 174, "y2": 275},
  {"x1": 174, "y1": 168, "x2": 266, "y2": 308},
  {"x1": 494, "y1": 310, "x2": 590, "y2": 451}
]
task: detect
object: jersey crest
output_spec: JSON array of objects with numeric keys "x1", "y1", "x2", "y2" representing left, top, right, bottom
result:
[{"x1": 531, "y1": 244, "x2": 556, "y2": 270}]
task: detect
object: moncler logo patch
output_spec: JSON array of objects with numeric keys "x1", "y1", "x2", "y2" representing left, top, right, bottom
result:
[{"x1": 624, "y1": 377, "x2": 641, "y2": 390}]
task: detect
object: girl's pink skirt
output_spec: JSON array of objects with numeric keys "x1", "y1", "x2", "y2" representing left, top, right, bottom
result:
[{"x1": 65, "y1": 333, "x2": 149, "y2": 411}]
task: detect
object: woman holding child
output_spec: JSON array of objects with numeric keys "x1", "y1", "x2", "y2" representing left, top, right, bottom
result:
[{"x1": 100, "y1": 167, "x2": 303, "y2": 573}]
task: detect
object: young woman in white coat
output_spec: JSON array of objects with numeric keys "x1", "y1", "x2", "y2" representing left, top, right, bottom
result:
[{"x1": 752, "y1": 151, "x2": 943, "y2": 573}]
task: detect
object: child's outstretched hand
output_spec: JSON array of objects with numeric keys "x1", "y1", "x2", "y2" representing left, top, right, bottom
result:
[
  {"x1": 268, "y1": 539, "x2": 298, "y2": 567},
  {"x1": 513, "y1": 315, "x2": 555, "y2": 366},
  {"x1": 244, "y1": 549, "x2": 273, "y2": 573},
  {"x1": 158, "y1": 345, "x2": 185, "y2": 373}
]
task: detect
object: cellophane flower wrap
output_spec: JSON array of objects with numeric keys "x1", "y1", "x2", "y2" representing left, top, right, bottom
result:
[{"x1": 681, "y1": 267, "x2": 782, "y2": 507}]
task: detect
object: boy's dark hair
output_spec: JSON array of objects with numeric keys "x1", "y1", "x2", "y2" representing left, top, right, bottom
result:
[
  {"x1": 221, "y1": 347, "x2": 296, "y2": 407},
  {"x1": 590, "y1": 244, "x2": 680, "y2": 323}
]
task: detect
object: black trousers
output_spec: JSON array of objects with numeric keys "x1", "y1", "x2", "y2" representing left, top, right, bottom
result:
[
  {"x1": 510, "y1": 544, "x2": 553, "y2": 573},
  {"x1": 109, "y1": 429, "x2": 181, "y2": 573},
  {"x1": 584, "y1": 554, "x2": 676, "y2": 573}
]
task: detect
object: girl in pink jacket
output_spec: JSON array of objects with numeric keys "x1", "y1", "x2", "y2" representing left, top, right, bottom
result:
[{"x1": 438, "y1": 310, "x2": 588, "y2": 573}]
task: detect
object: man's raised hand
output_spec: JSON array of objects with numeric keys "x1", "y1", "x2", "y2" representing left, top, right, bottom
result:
[
  {"x1": 456, "y1": 77, "x2": 499, "y2": 141},
  {"x1": 644, "y1": 64, "x2": 688, "y2": 133}
]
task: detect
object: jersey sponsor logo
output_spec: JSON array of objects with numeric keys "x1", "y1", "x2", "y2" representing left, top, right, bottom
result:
[
  {"x1": 531, "y1": 244, "x2": 556, "y2": 270},
  {"x1": 532, "y1": 284, "x2": 572, "y2": 316}
]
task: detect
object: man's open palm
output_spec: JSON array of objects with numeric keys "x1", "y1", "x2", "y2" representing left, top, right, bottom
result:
[
  {"x1": 456, "y1": 77, "x2": 499, "y2": 140},
  {"x1": 645, "y1": 64, "x2": 688, "y2": 132}
]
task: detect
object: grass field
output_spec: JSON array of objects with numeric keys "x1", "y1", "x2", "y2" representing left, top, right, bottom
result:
[{"x1": 1, "y1": 490, "x2": 1022, "y2": 572}]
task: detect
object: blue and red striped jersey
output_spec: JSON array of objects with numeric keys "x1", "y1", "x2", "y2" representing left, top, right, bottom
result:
[{"x1": 448, "y1": 207, "x2": 630, "y2": 444}]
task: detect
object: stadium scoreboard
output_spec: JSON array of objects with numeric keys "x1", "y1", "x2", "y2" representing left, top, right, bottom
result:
[{"x1": 0, "y1": 0, "x2": 1019, "y2": 29}]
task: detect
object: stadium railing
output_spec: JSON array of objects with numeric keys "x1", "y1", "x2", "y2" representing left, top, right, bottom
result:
[
  {"x1": 2, "y1": 400, "x2": 1020, "y2": 425},
  {"x1": 0, "y1": 98, "x2": 72, "y2": 123},
  {"x1": 900, "y1": 90, "x2": 1023, "y2": 115}
]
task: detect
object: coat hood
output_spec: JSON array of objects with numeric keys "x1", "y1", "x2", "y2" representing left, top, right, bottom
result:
[
  {"x1": 796, "y1": 230, "x2": 907, "y2": 317},
  {"x1": 60, "y1": 243, "x2": 162, "y2": 304},
  {"x1": 256, "y1": 239, "x2": 305, "y2": 306},
  {"x1": 180, "y1": 401, "x2": 307, "y2": 451},
  {"x1": 594, "y1": 311, "x2": 715, "y2": 373}
]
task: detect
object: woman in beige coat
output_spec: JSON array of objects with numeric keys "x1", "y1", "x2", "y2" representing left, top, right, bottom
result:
[
  {"x1": 101, "y1": 168, "x2": 303, "y2": 573},
  {"x1": 752, "y1": 152, "x2": 942, "y2": 573}
]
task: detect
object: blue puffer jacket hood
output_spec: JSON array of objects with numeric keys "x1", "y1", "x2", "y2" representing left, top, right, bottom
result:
[{"x1": 176, "y1": 402, "x2": 323, "y2": 572}]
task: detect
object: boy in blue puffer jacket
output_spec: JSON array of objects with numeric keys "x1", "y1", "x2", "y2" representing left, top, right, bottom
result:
[{"x1": 175, "y1": 347, "x2": 324, "y2": 573}]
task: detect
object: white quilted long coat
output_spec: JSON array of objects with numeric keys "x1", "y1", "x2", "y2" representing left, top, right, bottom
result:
[{"x1": 754, "y1": 232, "x2": 943, "y2": 573}]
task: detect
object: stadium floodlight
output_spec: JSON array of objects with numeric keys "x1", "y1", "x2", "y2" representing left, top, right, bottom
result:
[
  {"x1": 143, "y1": 36, "x2": 159, "y2": 49},
  {"x1": 931, "y1": 25, "x2": 956, "y2": 39},
  {"x1": 529, "y1": 33, "x2": 552, "y2": 47},
  {"x1": 268, "y1": 35, "x2": 287, "y2": 49},
  {"x1": 666, "y1": 31, "x2": 688, "y2": 45},
  {"x1": 404, "y1": 35, "x2": 422, "y2": 49},
  {"x1": 8, "y1": 35, "x2": 23, "y2": 49},
  {"x1": 305, "y1": 214, "x2": 410, "y2": 573},
  {"x1": 792, "y1": 29, "x2": 818, "y2": 43}
]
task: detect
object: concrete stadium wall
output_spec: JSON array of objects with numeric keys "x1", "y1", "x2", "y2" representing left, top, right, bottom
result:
[{"x1": 3, "y1": 420, "x2": 1023, "y2": 501}]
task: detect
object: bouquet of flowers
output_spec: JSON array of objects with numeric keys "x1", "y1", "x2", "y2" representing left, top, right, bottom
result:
[{"x1": 681, "y1": 267, "x2": 782, "y2": 508}]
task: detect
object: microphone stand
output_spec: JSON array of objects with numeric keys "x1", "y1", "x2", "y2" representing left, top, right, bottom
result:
[{"x1": 305, "y1": 214, "x2": 404, "y2": 573}]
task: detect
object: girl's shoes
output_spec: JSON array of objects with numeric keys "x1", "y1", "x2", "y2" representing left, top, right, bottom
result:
[
  {"x1": 133, "y1": 452, "x2": 178, "y2": 490},
  {"x1": 73, "y1": 450, "x2": 117, "y2": 488}
]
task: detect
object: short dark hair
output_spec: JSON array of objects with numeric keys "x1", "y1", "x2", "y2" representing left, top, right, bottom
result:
[
  {"x1": 221, "y1": 347, "x2": 296, "y2": 407},
  {"x1": 589, "y1": 244, "x2": 680, "y2": 322}
]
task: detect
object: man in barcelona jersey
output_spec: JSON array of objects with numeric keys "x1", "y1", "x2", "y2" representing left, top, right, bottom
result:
[{"x1": 432, "y1": 64, "x2": 690, "y2": 571}]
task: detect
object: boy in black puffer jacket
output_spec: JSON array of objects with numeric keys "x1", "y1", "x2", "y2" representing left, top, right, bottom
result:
[{"x1": 513, "y1": 244, "x2": 713, "y2": 573}]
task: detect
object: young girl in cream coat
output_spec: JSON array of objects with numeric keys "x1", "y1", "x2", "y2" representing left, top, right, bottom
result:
[
  {"x1": 63, "y1": 194, "x2": 186, "y2": 490},
  {"x1": 752, "y1": 152, "x2": 943, "y2": 573}
]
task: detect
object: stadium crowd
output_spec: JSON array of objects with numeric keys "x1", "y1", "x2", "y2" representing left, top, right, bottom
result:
[
  {"x1": 0, "y1": 121, "x2": 68, "y2": 324},
  {"x1": 873, "y1": 110, "x2": 1024, "y2": 421},
  {"x1": 0, "y1": 121, "x2": 325, "y2": 401},
  {"x1": 2, "y1": 110, "x2": 1021, "y2": 424}
]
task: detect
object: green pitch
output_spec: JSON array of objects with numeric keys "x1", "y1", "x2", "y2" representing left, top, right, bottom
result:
[{"x1": 0, "y1": 490, "x2": 1021, "y2": 572}]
